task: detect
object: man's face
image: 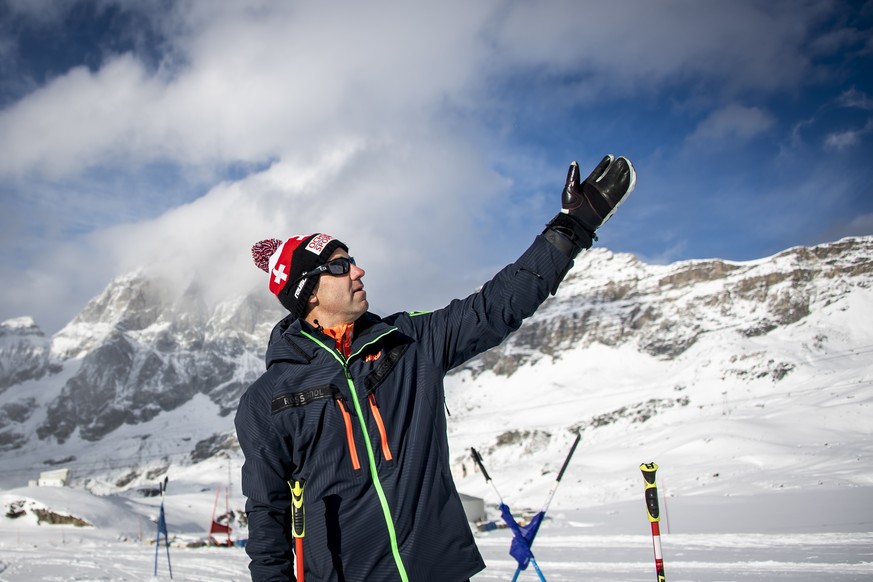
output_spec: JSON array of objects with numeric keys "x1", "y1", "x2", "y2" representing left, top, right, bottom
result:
[{"x1": 309, "y1": 248, "x2": 368, "y2": 325}]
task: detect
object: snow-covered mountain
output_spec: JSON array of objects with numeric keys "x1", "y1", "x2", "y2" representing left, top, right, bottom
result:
[
  {"x1": 446, "y1": 236, "x2": 873, "y2": 509},
  {"x1": 0, "y1": 236, "x2": 871, "y2": 514}
]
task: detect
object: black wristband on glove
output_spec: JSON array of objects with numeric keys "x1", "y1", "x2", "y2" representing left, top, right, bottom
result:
[
  {"x1": 543, "y1": 212, "x2": 594, "y2": 258},
  {"x1": 542, "y1": 213, "x2": 595, "y2": 295}
]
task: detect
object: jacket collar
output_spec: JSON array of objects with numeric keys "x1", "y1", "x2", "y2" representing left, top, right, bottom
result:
[{"x1": 265, "y1": 311, "x2": 396, "y2": 367}]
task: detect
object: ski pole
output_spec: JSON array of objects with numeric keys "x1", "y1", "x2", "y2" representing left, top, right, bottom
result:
[
  {"x1": 640, "y1": 463, "x2": 666, "y2": 582},
  {"x1": 471, "y1": 448, "x2": 547, "y2": 582},
  {"x1": 290, "y1": 480, "x2": 306, "y2": 582}
]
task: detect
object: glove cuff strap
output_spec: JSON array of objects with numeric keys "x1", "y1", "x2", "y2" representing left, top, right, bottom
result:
[{"x1": 543, "y1": 213, "x2": 595, "y2": 257}]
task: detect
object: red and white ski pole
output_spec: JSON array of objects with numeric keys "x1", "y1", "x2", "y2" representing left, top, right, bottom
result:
[{"x1": 640, "y1": 462, "x2": 666, "y2": 582}]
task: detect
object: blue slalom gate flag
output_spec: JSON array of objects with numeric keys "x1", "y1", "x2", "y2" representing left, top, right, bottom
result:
[
  {"x1": 158, "y1": 504, "x2": 168, "y2": 536},
  {"x1": 499, "y1": 504, "x2": 547, "y2": 582},
  {"x1": 507, "y1": 510, "x2": 544, "y2": 570}
]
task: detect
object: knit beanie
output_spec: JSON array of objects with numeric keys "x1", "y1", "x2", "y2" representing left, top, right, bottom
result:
[{"x1": 251, "y1": 233, "x2": 348, "y2": 318}]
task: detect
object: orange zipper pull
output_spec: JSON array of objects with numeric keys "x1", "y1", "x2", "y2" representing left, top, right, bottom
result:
[
  {"x1": 336, "y1": 398, "x2": 361, "y2": 470},
  {"x1": 368, "y1": 393, "x2": 393, "y2": 461}
]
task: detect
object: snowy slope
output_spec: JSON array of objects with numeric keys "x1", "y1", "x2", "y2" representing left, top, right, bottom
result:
[
  {"x1": 446, "y1": 239, "x2": 873, "y2": 512},
  {"x1": 1, "y1": 485, "x2": 871, "y2": 581}
]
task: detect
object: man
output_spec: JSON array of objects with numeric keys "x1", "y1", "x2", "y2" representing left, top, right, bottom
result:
[{"x1": 235, "y1": 155, "x2": 636, "y2": 581}]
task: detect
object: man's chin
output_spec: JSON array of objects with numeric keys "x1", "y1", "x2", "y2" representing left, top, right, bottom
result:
[{"x1": 353, "y1": 296, "x2": 369, "y2": 315}]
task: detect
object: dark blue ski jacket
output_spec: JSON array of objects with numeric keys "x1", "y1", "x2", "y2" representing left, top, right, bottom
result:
[{"x1": 235, "y1": 235, "x2": 571, "y2": 582}]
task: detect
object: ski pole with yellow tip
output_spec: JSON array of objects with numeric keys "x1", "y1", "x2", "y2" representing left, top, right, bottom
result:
[{"x1": 290, "y1": 480, "x2": 305, "y2": 582}]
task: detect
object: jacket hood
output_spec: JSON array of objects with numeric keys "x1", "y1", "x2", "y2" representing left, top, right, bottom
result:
[{"x1": 264, "y1": 314, "x2": 311, "y2": 367}]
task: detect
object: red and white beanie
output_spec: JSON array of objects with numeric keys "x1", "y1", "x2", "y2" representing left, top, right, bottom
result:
[{"x1": 251, "y1": 234, "x2": 348, "y2": 318}]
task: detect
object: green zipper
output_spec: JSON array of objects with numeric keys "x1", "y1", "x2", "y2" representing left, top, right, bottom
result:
[{"x1": 301, "y1": 329, "x2": 410, "y2": 582}]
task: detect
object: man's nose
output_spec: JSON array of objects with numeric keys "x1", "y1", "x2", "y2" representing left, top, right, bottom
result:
[{"x1": 351, "y1": 264, "x2": 365, "y2": 278}]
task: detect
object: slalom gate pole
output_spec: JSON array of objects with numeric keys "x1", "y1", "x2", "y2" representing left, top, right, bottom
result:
[
  {"x1": 225, "y1": 485, "x2": 231, "y2": 547},
  {"x1": 154, "y1": 477, "x2": 173, "y2": 579},
  {"x1": 640, "y1": 463, "x2": 665, "y2": 582},
  {"x1": 470, "y1": 448, "x2": 547, "y2": 582},
  {"x1": 163, "y1": 478, "x2": 173, "y2": 579},
  {"x1": 540, "y1": 432, "x2": 581, "y2": 514},
  {"x1": 154, "y1": 507, "x2": 160, "y2": 577},
  {"x1": 470, "y1": 447, "x2": 502, "y2": 503},
  {"x1": 290, "y1": 480, "x2": 306, "y2": 582},
  {"x1": 209, "y1": 488, "x2": 220, "y2": 545},
  {"x1": 164, "y1": 509, "x2": 173, "y2": 580}
]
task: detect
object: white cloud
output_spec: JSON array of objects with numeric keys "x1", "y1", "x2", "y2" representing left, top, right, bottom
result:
[
  {"x1": 0, "y1": 55, "x2": 163, "y2": 178},
  {"x1": 4, "y1": 129, "x2": 505, "y2": 332},
  {"x1": 687, "y1": 104, "x2": 776, "y2": 144},
  {"x1": 787, "y1": 117, "x2": 816, "y2": 149},
  {"x1": 824, "y1": 118, "x2": 873, "y2": 152},
  {"x1": 824, "y1": 129, "x2": 861, "y2": 151},
  {"x1": 836, "y1": 87, "x2": 873, "y2": 110},
  {"x1": 0, "y1": 1, "x2": 499, "y2": 180},
  {"x1": 491, "y1": 0, "x2": 830, "y2": 96},
  {"x1": 0, "y1": 0, "x2": 845, "y2": 181}
]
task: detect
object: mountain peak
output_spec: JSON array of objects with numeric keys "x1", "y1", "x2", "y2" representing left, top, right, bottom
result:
[{"x1": 0, "y1": 317, "x2": 44, "y2": 337}]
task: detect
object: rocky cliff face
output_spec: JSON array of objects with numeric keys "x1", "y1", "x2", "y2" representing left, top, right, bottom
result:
[
  {"x1": 460, "y1": 237, "x2": 873, "y2": 378},
  {"x1": 0, "y1": 236, "x2": 871, "y2": 459},
  {"x1": 1, "y1": 271, "x2": 284, "y2": 448},
  {"x1": 0, "y1": 318, "x2": 56, "y2": 393},
  {"x1": 0, "y1": 318, "x2": 57, "y2": 451}
]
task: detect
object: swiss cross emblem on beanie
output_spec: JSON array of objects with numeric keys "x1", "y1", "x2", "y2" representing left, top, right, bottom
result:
[{"x1": 251, "y1": 233, "x2": 348, "y2": 318}]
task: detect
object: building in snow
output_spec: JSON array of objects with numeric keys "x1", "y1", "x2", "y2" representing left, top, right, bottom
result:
[
  {"x1": 459, "y1": 492, "x2": 486, "y2": 523},
  {"x1": 29, "y1": 468, "x2": 72, "y2": 487}
]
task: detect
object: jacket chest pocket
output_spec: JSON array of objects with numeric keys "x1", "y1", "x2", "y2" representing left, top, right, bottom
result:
[
  {"x1": 361, "y1": 341, "x2": 409, "y2": 464},
  {"x1": 272, "y1": 384, "x2": 361, "y2": 472}
]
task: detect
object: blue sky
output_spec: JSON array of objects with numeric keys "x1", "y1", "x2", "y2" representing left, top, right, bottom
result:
[{"x1": 1, "y1": 0, "x2": 872, "y2": 333}]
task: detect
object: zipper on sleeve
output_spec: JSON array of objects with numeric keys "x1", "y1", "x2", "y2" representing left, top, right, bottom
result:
[
  {"x1": 367, "y1": 392, "x2": 393, "y2": 461},
  {"x1": 335, "y1": 397, "x2": 361, "y2": 471}
]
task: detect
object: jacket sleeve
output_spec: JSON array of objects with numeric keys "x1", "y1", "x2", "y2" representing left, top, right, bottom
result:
[
  {"x1": 410, "y1": 234, "x2": 573, "y2": 372},
  {"x1": 235, "y1": 385, "x2": 296, "y2": 581}
]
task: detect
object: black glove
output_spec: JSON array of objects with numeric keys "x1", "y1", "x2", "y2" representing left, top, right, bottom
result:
[{"x1": 543, "y1": 155, "x2": 636, "y2": 258}]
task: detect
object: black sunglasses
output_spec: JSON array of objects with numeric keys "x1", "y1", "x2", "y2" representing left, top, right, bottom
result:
[{"x1": 291, "y1": 257, "x2": 356, "y2": 286}]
